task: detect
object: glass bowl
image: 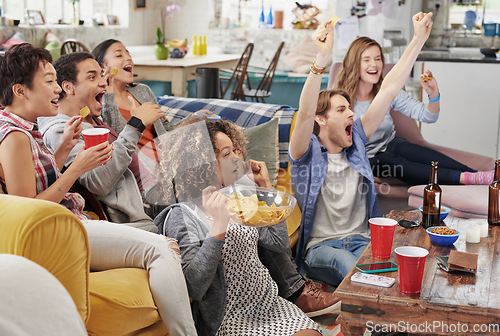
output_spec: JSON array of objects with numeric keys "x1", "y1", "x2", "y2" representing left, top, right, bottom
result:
[
  {"x1": 426, "y1": 226, "x2": 461, "y2": 246},
  {"x1": 222, "y1": 185, "x2": 296, "y2": 227}
]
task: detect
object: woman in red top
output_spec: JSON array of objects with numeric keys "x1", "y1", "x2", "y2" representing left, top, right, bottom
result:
[{"x1": 92, "y1": 39, "x2": 171, "y2": 164}]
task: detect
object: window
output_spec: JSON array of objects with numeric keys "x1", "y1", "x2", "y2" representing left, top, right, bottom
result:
[
  {"x1": 449, "y1": 0, "x2": 500, "y2": 28},
  {"x1": 45, "y1": 0, "x2": 63, "y2": 24},
  {"x1": 1, "y1": 0, "x2": 112, "y2": 25},
  {"x1": 2, "y1": 0, "x2": 24, "y2": 20}
]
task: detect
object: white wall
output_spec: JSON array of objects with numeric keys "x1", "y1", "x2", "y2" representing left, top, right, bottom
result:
[
  {"x1": 154, "y1": 0, "x2": 425, "y2": 70},
  {"x1": 0, "y1": 0, "x2": 162, "y2": 49},
  {"x1": 160, "y1": 0, "x2": 210, "y2": 41},
  {"x1": 0, "y1": 0, "x2": 427, "y2": 69},
  {"x1": 332, "y1": 0, "x2": 423, "y2": 62}
]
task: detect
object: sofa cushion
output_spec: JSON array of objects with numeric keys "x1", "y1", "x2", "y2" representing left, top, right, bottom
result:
[
  {"x1": 44, "y1": 31, "x2": 62, "y2": 61},
  {"x1": 407, "y1": 185, "x2": 488, "y2": 219},
  {"x1": 243, "y1": 118, "x2": 279, "y2": 185},
  {"x1": 87, "y1": 268, "x2": 166, "y2": 336},
  {"x1": 156, "y1": 95, "x2": 296, "y2": 168},
  {"x1": 0, "y1": 32, "x2": 26, "y2": 51}
]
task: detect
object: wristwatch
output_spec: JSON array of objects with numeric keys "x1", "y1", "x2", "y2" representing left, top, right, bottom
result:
[{"x1": 127, "y1": 116, "x2": 146, "y2": 133}]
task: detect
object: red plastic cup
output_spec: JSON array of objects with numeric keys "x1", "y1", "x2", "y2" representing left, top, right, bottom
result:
[
  {"x1": 369, "y1": 217, "x2": 397, "y2": 258},
  {"x1": 82, "y1": 128, "x2": 110, "y2": 149},
  {"x1": 395, "y1": 246, "x2": 429, "y2": 294}
]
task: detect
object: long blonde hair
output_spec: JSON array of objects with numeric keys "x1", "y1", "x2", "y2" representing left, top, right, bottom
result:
[{"x1": 333, "y1": 36, "x2": 385, "y2": 101}]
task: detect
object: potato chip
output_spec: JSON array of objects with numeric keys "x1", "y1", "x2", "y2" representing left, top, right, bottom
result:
[
  {"x1": 110, "y1": 67, "x2": 118, "y2": 77},
  {"x1": 80, "y1": 106, "x2": 90, "y2": 118},
  {"x1": 420, "y1": 76, "x2": 432, "y2": 82},
  {"x1": 331, "y1": 15, "x2": 341, "y2": 27},
  {"x1": 226, "y1": 192, "x2": 291, "y2": 227}
]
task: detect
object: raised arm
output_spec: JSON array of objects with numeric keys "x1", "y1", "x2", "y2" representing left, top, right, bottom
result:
[
  {"x1": 361, "y1": 12, "x2": 433, "y2": 139},
  {"x1": 289, "y1": 20, "x2": 334, "y2": 160},
  {"x1": 420, "y1": 69, "x2": 440, "y2": 115}
]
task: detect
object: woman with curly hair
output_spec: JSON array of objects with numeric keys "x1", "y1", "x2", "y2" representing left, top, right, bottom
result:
[
  {"x1": 154, "y1": 116, "x2": 323, "y2": 336},
  {"x1": 157, "y1": 115, "x2": 269, "y2": 199}
]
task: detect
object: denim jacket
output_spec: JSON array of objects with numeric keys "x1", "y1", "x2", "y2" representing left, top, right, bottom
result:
[{"x1": 289, "y1": 118, "x2": 380, "y2": 274}]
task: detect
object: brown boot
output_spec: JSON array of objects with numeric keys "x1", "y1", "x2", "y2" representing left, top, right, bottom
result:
[{"x1": 294, "y1": 280, "x2": 341, "y2": 317}]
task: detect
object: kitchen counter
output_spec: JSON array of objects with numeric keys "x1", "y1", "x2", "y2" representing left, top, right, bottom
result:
[{"x1": 417, "y1": 47, "x2": 500, "y2": 63}]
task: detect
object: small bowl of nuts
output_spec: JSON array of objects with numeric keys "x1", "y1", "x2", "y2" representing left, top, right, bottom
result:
[
  {"x1": 419, "y1": 206, "x2": 450, "y2": 222},
  {"x1": 426, "y1": 226, "x2": 461, "y2": 246}
]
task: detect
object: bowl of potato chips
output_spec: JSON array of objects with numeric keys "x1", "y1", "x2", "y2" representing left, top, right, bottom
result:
[{"x1": 223, "y1": 186, "x2": 296, "y2": 227}]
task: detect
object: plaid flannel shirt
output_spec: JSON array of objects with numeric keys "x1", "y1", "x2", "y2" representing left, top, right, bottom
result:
[{"x1": 0, "y1": 110, "x2": 89, "y2": 220}]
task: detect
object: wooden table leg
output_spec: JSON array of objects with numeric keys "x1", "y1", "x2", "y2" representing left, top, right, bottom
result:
[
  {"x1": 171, "y1": 68, "x2": 188, "y2": 97},
  {"x1": 337, "y1": 314, "x2": 366, "y2": 336},
  {"x1": 341, "y1": 324, "x2": 366, "y2": 336}
]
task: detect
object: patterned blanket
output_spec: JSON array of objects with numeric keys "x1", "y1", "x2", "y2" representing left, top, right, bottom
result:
[{"x1": 157, "y1": 96, "x2": 297, "y2": 168}]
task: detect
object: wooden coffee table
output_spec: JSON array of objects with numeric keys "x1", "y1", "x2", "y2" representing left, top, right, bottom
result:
[{"x1": 334, "y1": 216, "x2": 500, "y2": 336}]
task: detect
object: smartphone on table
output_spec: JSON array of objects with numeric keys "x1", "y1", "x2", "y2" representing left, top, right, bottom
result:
[{"x1": 355, "y1": 261, "x2": 398, "y2": 274}]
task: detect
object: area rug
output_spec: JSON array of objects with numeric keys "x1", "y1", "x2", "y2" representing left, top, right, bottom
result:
[
  {"x1": 310, "y1": 282, "x2": 342, "y2": 336},
  {"x1": 312, "y1": 313, "x2": 342, "y2": 335},
  {"x1": 309, "y1": 282, "x2": 372, "y2": 336}
]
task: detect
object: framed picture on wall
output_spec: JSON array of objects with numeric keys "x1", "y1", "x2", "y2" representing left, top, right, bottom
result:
[
  {"x1": 106, "y1": 15, "x2": 119, "y2": 25},
  {"x1": 135, "y1": 0, "x2": 147, "y2": 10},
  {"x1": 27, "y1": 10, "x2": 45, "y2": 25}
]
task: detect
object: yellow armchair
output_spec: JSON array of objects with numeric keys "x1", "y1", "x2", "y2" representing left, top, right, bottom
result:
[
  {"x1": 0, "y1": 194, "x2": 167, "y2": 336},
  {"x1": 275, "y1": 111, "x2": 302, "y2": 247}
]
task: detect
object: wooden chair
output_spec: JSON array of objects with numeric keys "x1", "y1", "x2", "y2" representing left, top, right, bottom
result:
[
  {"x1": 244, "y1": 41, "x2": 285, "y2": 103},
  {"x1": 61, "y1": 40, "x2": 90, "y2": 55},
  {"x1": 220, "y1": 43, "x2": 254, "y2": 100}
]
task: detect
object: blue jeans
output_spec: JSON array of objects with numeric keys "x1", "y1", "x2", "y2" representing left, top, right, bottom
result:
[{"x1": 304, "y1": 235, "x2": 370, "y2": 286}]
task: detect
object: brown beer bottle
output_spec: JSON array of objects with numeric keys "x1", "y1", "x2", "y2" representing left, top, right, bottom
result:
[
  {"x1": 488, "y1": 159, "x2": 500, "y2": 226},
  {"x1": 422, "y1": 161, "x2": 442, "y2": 228}
]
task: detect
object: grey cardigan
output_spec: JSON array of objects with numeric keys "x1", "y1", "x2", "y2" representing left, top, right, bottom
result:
[
  {"x1": 154, "y1": 201, "x2": 289, "y2": 336},
  {"x1": 100, "y1": 83, "x2": 172, "y2": 190},
  {"x1": 101, "y1": 83, "x2": 171, "y2": 138},
  {"x1": 38, "y1": 113, "x2": 157, "y2": 232}
]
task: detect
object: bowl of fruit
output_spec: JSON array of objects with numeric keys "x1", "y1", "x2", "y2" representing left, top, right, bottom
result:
[{"x1": 167, "y1": 39, "x2": 188, "y2": 58}]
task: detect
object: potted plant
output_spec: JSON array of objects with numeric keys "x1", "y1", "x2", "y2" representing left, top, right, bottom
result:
[{"x1": 154, "y1": 27, "x2": 169, "y2": 60}]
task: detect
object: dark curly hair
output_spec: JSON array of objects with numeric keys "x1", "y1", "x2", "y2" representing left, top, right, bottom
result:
[
  {"x1": 53, "y1": 52, "x2": 94, "y2": 100},
  {"x1": 156, "y1": 115, "x2": 247, "y2": 204},
  {"x1": 177, "y1": 113, "x2": 248, "y2": 157},
  {"x1": 0, "y1": 43, "x2": 53, "y2": 107}
]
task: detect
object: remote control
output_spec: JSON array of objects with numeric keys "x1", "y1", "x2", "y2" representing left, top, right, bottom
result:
[{"x1": 351, "y1": 272, "x2": 395, "y2": 287}]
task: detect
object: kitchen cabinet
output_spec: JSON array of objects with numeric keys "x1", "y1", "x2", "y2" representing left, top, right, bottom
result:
[{"x1": 414, "y1": 59, "x2": 500, "y2": 159}]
